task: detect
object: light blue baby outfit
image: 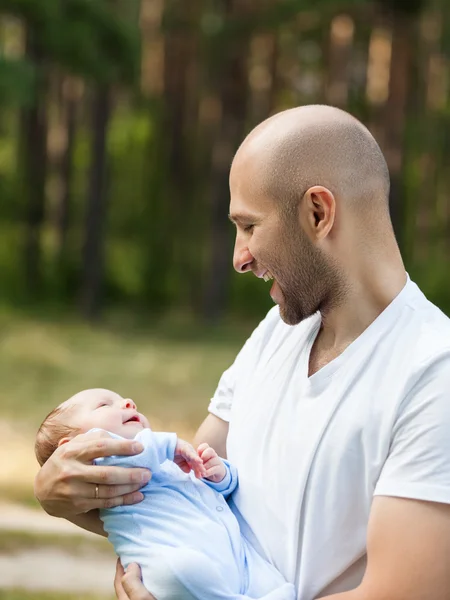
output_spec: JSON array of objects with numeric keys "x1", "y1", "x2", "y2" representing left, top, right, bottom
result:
[{"x1": 93, "y1": 428, "x2": 295, "y2": 600}]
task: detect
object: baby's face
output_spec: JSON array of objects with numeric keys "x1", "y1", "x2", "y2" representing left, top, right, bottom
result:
[{"x1": 63, "y1": 389, "x2": 150, "y2": 439}]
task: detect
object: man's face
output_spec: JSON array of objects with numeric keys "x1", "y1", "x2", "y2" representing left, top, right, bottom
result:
[
  {"x1": 230, "y1": 162, "x2": 341, "y2": 325},
  {"x1": 63, "y1": 389, "x2": 150, "y2": 439}
]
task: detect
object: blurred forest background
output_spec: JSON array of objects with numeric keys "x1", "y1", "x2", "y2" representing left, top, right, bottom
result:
[
  {"x1": 0, "y1": 0, "x2": 449, "y2": 324},
  {"x1": 0, "y1": 1, "x2": 449, "y2": 596}
]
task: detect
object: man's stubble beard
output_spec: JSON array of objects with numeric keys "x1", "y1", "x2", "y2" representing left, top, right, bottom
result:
[{"x1": 269, "y1": 220, "x2": 346, "y2": 326}]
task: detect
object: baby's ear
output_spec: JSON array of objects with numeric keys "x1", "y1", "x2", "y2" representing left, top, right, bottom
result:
[{"x1": 57, "y1": 437, "x2": 71, "y2": 447}]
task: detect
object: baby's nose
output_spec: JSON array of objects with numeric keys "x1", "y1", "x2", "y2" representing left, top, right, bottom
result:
[{"x1": 123, "y1": 398, "x2": 136, "y2": 410}]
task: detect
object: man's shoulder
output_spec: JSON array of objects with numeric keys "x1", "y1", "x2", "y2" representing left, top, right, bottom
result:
[
  {"x1": 404, "y1": 283, "x2": 450, "y2": 364},
  {"x1": 393, "y1": 286, "x2": 450, "y2": 413}
]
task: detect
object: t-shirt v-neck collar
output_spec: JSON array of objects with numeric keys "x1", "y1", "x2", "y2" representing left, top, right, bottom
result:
[{"x1": 302, "y1": 274, "x2": 416, "y2": 389}]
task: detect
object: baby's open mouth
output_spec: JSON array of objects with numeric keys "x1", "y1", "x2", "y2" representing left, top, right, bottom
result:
[{"x1": 124, "y1": 415, "x2": 140, "y2": 423}]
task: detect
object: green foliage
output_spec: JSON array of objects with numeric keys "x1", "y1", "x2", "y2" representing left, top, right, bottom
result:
[
  {"x1": 0, "y1": 0, "x2": 140, "y2": 84},
  {"x1": 376, "y1": 0, "x2": 425, "y2": 16},
  {"x1": 0, "y1": 56, "x2": 34, "y2": 106}
]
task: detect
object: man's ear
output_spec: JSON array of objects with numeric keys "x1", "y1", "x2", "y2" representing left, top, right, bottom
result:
[
  {"x1": 300, "y1": 185, "x2": 336, "y2": 241},
  {"x1": 57, "y1": 437, "x2": 71, "y2": 447}
]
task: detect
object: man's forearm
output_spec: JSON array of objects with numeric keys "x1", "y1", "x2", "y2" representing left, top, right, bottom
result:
[
  {"x1": 193, "y1": 414, "x2": 229, "y2": 459},
  {"x1": 67, "y1": 509, "x2": 106, "y2": 537}
]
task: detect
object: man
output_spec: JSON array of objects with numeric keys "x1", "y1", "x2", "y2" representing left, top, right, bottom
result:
[{"x1": 35, "y1": 105, "x2": 450, "y2": 600}]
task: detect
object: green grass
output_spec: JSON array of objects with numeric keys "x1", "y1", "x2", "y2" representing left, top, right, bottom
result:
[
  {"x1": 0, "y1": 529, "x2": 113, "y2": 556},
  {"x1": 0, "y1": 591, "x2": 113, "y2": 600},
  {"x1": 0, "y1": 307, "x2": 250, "y2": 437}
]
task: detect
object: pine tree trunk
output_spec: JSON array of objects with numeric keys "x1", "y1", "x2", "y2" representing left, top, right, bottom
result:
[
  {"x1": 382, "y1": 10, "x2": 417, "y2": 251},
  {"x1": 202, "y1": 1, "x2": 252, "y2": 322},
  {"x1": 163, "y1": 0, "x2": 200, "y2": 310},
  {"x1": 56, "y1": 79, "x2": 78, "y2": 278},
  {"x1": 21, "y1": 29, "x2": 48, "y2": 297},
  {"x1": 80, "y1": 85, "x2": 111, "y2": 320}
]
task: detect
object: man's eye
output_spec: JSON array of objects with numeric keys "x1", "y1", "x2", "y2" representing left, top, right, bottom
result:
[{"x1": 244, "y1": 224, "x2": 254, "y2": 233}]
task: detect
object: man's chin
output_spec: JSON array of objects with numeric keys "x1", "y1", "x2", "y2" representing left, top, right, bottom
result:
[
  {"x1": 279, "y1": 302, "x2": 309, "y2": 326},
  {"x1": 279, "y1": 305, "x2": 300, "y2": 326}
]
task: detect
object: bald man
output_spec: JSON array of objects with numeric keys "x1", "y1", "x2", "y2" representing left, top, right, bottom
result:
[{"x1": 35, "y1": 106, "x2": 450, "y2": 600}]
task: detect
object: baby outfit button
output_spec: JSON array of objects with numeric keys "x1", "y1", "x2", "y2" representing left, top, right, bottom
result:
[{"x1": 216, "y1": 506, "x2": 224, "y2": 512}]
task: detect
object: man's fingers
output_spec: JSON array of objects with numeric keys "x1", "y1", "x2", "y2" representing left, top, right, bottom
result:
[
  {"x1": 95, "y1": 483, "x2": 145, "y2": 499},
  {"x1": 69, "y1": 437, "x2": 144, "y2": 463},
  {"x1": 72, "y1": 483, "x2": 145, "y2": 512},
  {"x1": 93, "y1": 491, "x2": 144, "y2": 511},
  {"x1": 114, "y1": 559, "x2": 128, "y2": 600},
  {"x1": 73, "y1": 464, "x2": 151, "y2": 487},
  {"x1": 121, "y1": 563, "x2": 155, "y2": 600}
]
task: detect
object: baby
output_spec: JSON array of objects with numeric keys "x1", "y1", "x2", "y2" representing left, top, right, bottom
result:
[{"x1": 35, "y1": 389, "x2": 295, "y2": 600}]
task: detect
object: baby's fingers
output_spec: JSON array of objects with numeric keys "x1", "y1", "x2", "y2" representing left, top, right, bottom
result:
[
  {"x1": 204, "y1": 465, "x2": 224, "y2": 480},
  {"x1": 199, "y1": 446, "x2": 217, "y2": 463},
  {"x1": 197, "y1": 443, "x2": 210, "y2": 458},
  {"x1": 182, "y1": 448, "x2": 206, "y2": 477},
  {"x1": 174, "y1": 457, "x2": 191, "y2": 473},
  {"x1": 189, "y1": 456, "x2": 207, "y2": 478}
]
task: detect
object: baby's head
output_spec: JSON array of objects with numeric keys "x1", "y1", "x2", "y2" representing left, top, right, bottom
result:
[{"x1": 35, "y1": 388, "x2": 150, "y2": 466}]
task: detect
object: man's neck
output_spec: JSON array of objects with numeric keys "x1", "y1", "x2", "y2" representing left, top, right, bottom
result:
[{"x1": 308, "y1": 263, "x2": 407, "y2": 376}]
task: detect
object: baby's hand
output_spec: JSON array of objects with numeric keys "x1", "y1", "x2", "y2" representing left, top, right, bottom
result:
[
  {"x1": 174, "y1": 439, "x2": 207, "y2": 479},
  {"x1": 197, "y1": 443, "x2": 226, "y2": 483}
]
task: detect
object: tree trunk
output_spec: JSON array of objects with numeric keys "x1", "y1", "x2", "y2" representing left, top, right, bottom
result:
[
  {"x1": 162, "y1": 0, "x2": 200, "y2": 310},
  {"x1": 79, "y1": 85, "x2": 111, "y2": 320},
  {"x1": 56, "y1": 78, "x2": 79, "y2": 279},
  {"x1": 202, "y1": 1, "x2": 252, "y2": 322},
  {"x1": 21, "y1": 29, "x2": 48, "y2": 297},
  {"x1": 325, "y1": 14, "x2": 355, "y2": 108},
  {"x1": 382, "y1": 10, "x2": 416, "y2": 251}
]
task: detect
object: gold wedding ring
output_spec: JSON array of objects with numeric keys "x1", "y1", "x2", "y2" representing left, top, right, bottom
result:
[{"x1": 95, "y1": 484, "x2": 99, "y2": 500}]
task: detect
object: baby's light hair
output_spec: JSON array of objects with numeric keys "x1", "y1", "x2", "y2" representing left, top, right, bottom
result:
[{"x1": 35, "y1": 404, "x2": 81, "y2": 466}]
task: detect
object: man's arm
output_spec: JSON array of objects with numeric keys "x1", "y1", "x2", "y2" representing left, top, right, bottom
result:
[
  {"x1": 320, "y1": 496, "x2": 450, "y2": 600},
  {"x1": 193, "y1": 414, "x2": 229, "y2": 459}
]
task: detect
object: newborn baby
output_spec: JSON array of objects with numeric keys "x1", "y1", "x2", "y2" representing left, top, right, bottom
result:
[{"x1": 35, "y1": 389, "x2": 295, "y2": 600}]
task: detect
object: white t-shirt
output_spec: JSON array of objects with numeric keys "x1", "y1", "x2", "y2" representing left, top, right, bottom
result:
[{"x1": 208, "y1": 277, "x2": 450, "y2": 600}]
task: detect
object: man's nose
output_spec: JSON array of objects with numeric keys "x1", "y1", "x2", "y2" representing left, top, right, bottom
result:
[
  {"x1": 123, "y1": 399, "x2": 136, "y2": 410},
  {"x1": 233, "y1": 242, "x2": 254, "y2": 273}
]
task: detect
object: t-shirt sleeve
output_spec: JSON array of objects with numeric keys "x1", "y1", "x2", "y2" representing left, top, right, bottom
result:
[
  {"x1": 374, "y1": 352, "x2": 450, "y2": 504},
  {"x1": 208, "y1": 308, "x2": 278, "y2": 422}
]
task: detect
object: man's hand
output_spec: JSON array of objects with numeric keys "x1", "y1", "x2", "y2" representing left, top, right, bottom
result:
[
  {"x1": 114, "y1": 560, "x2": 155, "y2": 600},
  {"x1": 197, "y1": 442, "x2": 226, "y2": 483},
  {"x1": 34, "y1": 430, "x2": 151, "y2": 519},
  {"x1": 174, "y1": 439, "x2": 206, "y2": 479}
]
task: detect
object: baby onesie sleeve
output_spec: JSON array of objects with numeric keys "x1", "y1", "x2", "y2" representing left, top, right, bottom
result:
[
  {"x1": 202, "y1": 459, "x2": 238, "y2": 499},
  {"x1": 91, "y1": 428, "x2": 177, "y2": 474}
]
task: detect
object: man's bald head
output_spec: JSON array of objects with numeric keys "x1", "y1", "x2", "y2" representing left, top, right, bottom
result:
[{"x1": 232, "y1": 105, "x2": 390, "y2": 221}]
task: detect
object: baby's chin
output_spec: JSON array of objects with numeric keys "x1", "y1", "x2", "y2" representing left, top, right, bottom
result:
[{"x1": 114, "y1": 422, "x2": 146, "y2": 439}]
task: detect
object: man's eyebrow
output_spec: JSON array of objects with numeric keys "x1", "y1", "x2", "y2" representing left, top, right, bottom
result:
[{"x1": 228, "y1": 213, "x2": 256, "y2": 224}]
